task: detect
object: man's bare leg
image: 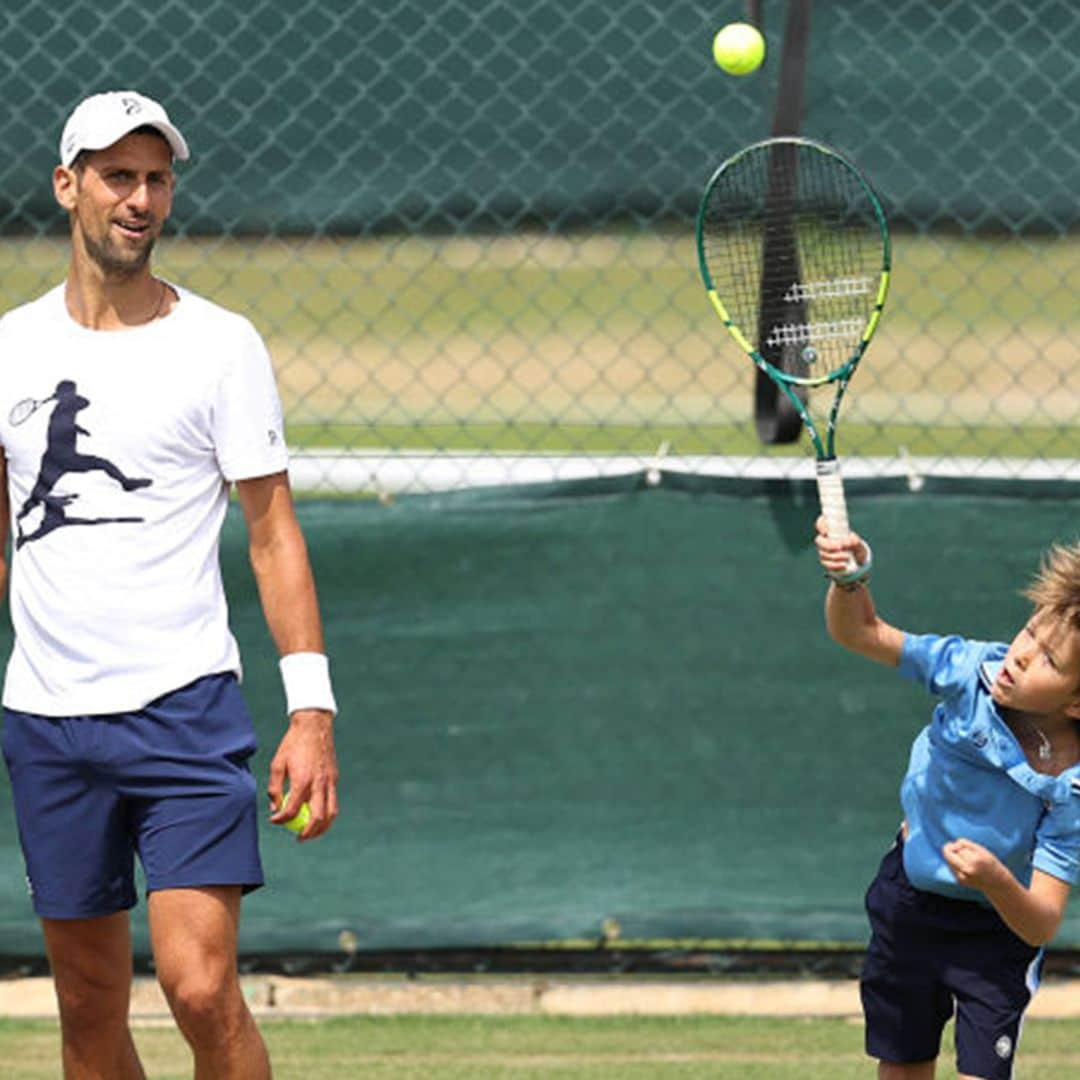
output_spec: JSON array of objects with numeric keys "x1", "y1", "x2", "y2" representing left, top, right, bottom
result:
[
  {"x1": 42, "y1": 911, "x2": 145, "y2": 1080},
  {"x1": 148, "y1": 886, "x2": 270, "y2": 1080}
]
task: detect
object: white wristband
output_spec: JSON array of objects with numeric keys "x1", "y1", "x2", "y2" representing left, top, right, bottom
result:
[{"x1": 279, "y1": 652, "x2": 337, "y2": 716}]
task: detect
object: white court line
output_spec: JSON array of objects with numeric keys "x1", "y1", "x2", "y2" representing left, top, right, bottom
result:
[{"x1": 287, "y1": 451, "x2": 1080, "y2": 495}]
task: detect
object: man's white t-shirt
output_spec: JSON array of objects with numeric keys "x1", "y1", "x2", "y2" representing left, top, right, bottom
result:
[{"x1": 0, "y1": 284, "x2": 289, "y2": 716}]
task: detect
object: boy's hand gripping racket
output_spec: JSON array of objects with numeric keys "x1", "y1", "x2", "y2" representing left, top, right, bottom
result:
[{"x1": 695, "y1": 136, "x2": 890, "y2": 576}]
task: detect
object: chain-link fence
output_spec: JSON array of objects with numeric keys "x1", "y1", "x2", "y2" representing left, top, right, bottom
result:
[{"x1": 2, "y1": 1, "x2": 1078, "y2": 493}]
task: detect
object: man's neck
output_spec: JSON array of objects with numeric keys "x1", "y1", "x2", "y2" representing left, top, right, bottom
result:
[{"x1": 64, "y1": 265, "x2": 165, "y2": 331}]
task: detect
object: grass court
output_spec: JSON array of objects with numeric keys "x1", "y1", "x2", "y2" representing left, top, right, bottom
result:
[{"x1": 3, "y1": 1013, "x2": 1080, "y2": 1078}]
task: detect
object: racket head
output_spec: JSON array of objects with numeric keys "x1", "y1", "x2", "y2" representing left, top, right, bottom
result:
[
  {"x1": 695, "y1": 136, "x2": 891, "y2": 389},
  {"x1": 8, "y1": 398, "x2": 39, "y2": 425}
]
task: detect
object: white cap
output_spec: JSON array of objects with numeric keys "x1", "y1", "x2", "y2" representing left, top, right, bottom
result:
[{"x1": 59, "y1": 90, "x2": 190, "y2": 167}]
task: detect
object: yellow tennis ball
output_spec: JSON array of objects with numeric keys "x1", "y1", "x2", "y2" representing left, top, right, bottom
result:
[
  {"x1": 712, "y1": 22, "x2": 766, "y2": 76},
  {"x1": 280, "y1": 799, "x2": 311, "y2": 834}
]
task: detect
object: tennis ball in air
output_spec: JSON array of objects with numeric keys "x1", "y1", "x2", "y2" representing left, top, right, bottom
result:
[
  {"x1": 712, "y1": 22, "x2": 766, "y2": 76},
  {"x1": 280, "y1": 799, "x2": 311, "y2": 834}
]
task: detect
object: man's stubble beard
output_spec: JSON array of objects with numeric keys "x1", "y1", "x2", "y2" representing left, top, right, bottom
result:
[{"x1": 79, "y1": 223, "x2": 158, "y2": 280}]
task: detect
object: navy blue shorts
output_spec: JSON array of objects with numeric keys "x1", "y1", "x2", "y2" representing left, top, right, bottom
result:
[
  {"x1": 1, "y1": 673, "x2": 264, "y2": 919},
  {"x1": 860, "y1": 837, "x2": 1043, "y2": 1079}
]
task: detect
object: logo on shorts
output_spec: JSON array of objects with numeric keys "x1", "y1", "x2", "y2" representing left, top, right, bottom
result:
[
  {"x1": 995, "y1": 1034, "x2": 1013, "y2": 1059},
  {"x1": 24, "y1": 875, "x2": 33, "y2": 897}
]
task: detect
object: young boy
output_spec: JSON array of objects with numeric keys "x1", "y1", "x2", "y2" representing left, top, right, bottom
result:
[{"x1": 816, "y1": 519, "x2": 1080, "y2": 1080}]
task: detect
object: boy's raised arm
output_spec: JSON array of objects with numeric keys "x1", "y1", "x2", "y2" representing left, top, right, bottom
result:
[{"x1": 815, "y1": 517, "x2": 904, "y2": 667}]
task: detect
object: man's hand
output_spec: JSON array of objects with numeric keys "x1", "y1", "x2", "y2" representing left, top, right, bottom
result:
[
  {"x1": 267, "y1": 709, "x2": 339, "y2": 840},
  {"x1": 942, "y1": 837, "x2": 1007, "y2": 891}
]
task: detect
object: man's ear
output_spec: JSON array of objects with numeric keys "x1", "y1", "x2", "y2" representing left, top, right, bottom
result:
[
  {"x1": 53, "y1": 165, "x2": 77, "y2": 212},
  {"x1": 1065, "y1": 696, "x2": 1080, "y2": 721}
]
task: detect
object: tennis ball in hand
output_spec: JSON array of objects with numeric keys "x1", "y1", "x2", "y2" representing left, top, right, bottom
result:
[
  {"x1": 279, "y1": 799, "x2": 311, "y2": 834},
  {"x1": 712, "y1": 23, "x2": 766, "y2": 76}
]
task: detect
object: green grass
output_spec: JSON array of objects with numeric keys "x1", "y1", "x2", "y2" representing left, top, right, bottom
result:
[
  {"x1": 896, "y1": 232, "x2": 1080, "y2": 328},
  {"x1": 1, "y1": 1014, "x2": 1079, "y2": 1078},
  {"x1": 3, "y1": 232, "x2": 1079, "y2": 461},
  {"x1": 3, "y1": 231, "x2": 1076, "y2": 331},
  {"x1": 154, "y1": 231, "x2": 1080, "y2": 337},
  {"x1": 160, "y1": 231, "x2": 1080, "y2": 338},
  {"x1": 4, "y1": 231, "x2": 1077, "y2": 336},
  {"x1": 288, "y1": 420, "x2": 1080, "y2": 459}
]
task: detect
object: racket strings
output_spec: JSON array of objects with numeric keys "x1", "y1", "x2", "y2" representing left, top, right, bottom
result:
[
  {"x1": 701, "y1": 142, "x2": 885, "y2": 382},
  {"x1": 780, "y1": 149, "x2": 878, "y2": 372}
]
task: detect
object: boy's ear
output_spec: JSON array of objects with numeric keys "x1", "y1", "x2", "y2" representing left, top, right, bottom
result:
[{"x1": 1066, "y1": 696, "x2": 1080, "y2": 721}]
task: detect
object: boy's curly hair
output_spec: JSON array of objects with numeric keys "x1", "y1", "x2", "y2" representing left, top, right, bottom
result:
[{"x1": 1024, "y1": 542, "x2": 1080, "y2": 629}]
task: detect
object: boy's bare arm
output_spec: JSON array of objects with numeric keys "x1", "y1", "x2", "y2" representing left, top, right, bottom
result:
[
  {"x1": 815, "y1": 517, "x2": 904, "y2": 666},
  {"x1": 943, "y1": 838, "x2": 1070, "y2": 946}
]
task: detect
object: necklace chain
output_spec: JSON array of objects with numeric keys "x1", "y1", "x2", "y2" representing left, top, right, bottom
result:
[
  {"x1": 1010, "y1": 712, "x2": 1054, "y2": 762},
  {"x1": 147, "y1": 279, "x2": 167, "y2": 322},
  {"x1": 1028, "y1": 720, "x2": 1053, "y2": 762}
]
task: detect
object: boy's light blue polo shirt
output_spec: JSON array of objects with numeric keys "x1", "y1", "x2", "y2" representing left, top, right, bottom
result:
[{"x1": 898, "y1": 632, "x2": 1080, "y2": 903}]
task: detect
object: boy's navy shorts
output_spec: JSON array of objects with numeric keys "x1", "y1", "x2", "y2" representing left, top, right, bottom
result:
[
  {"x1": 1, "y1": 673, "x2": 264, "y2": 920},
  {"x1": 860, "y1": 836, "x2": 1043, "y2": 1080}
]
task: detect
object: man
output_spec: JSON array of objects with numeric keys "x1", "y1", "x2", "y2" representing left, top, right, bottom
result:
[{"x1": 0, "y1": 90, "x2": 339, "y2": 1078}]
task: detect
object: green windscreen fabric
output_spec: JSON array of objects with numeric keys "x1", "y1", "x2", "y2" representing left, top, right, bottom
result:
[
  {"x1": 1, "y1": 3, "x2": 1078, "y2": 233},
  {"x1": 0, "y1": 477, "x2": 1078, "y2": 958}
]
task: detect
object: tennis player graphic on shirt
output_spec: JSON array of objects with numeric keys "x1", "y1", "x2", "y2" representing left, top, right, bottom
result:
[{"x1": 15, "y1": 378, "x2": 152, "y2": 548}]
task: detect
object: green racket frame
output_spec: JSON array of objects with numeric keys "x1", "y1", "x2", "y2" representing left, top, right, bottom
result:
[{"x1": 694, "y1": 136, "x2": 891, "y2": 465}]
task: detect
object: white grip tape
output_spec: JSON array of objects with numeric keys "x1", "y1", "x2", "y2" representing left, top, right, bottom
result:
[
  {"x1": 815, "y1": 459, "x2": 857, "y2": 576},
  {"x1": 279, "y1": 652, "x2": 338, "y2": 716},
  {"x1": 815, "y1": 459, "x2": 850, "y2": 537}
]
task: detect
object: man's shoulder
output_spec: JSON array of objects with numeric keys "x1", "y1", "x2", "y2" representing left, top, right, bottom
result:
[
  {"x1": 172, "y1": 285, "x2": 261, "y2": 340},
  {"x1": 0, "y1": 284, "x2": 64, "y2": 335}
]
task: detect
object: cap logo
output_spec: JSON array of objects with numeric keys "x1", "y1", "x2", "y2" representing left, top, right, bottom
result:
[{"x1": 120, "y1": 96, "x2": 144, "y2": 116}]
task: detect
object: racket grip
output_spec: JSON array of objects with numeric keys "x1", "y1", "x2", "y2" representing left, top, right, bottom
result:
[
  {"x1": 816, "y1": 459, "x2": 858, "y2": 576},
  {"x1": 815, "y1": 459, "x2": 849, "y2": 536}
]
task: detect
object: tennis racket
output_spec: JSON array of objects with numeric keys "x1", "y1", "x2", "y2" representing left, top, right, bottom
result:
[
  {"x1": 695, "y1": 136, "x2": 890, "y2": 566},
  {"x1": 9, "y1": 395, "x2": 55, "y2": 426}
]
